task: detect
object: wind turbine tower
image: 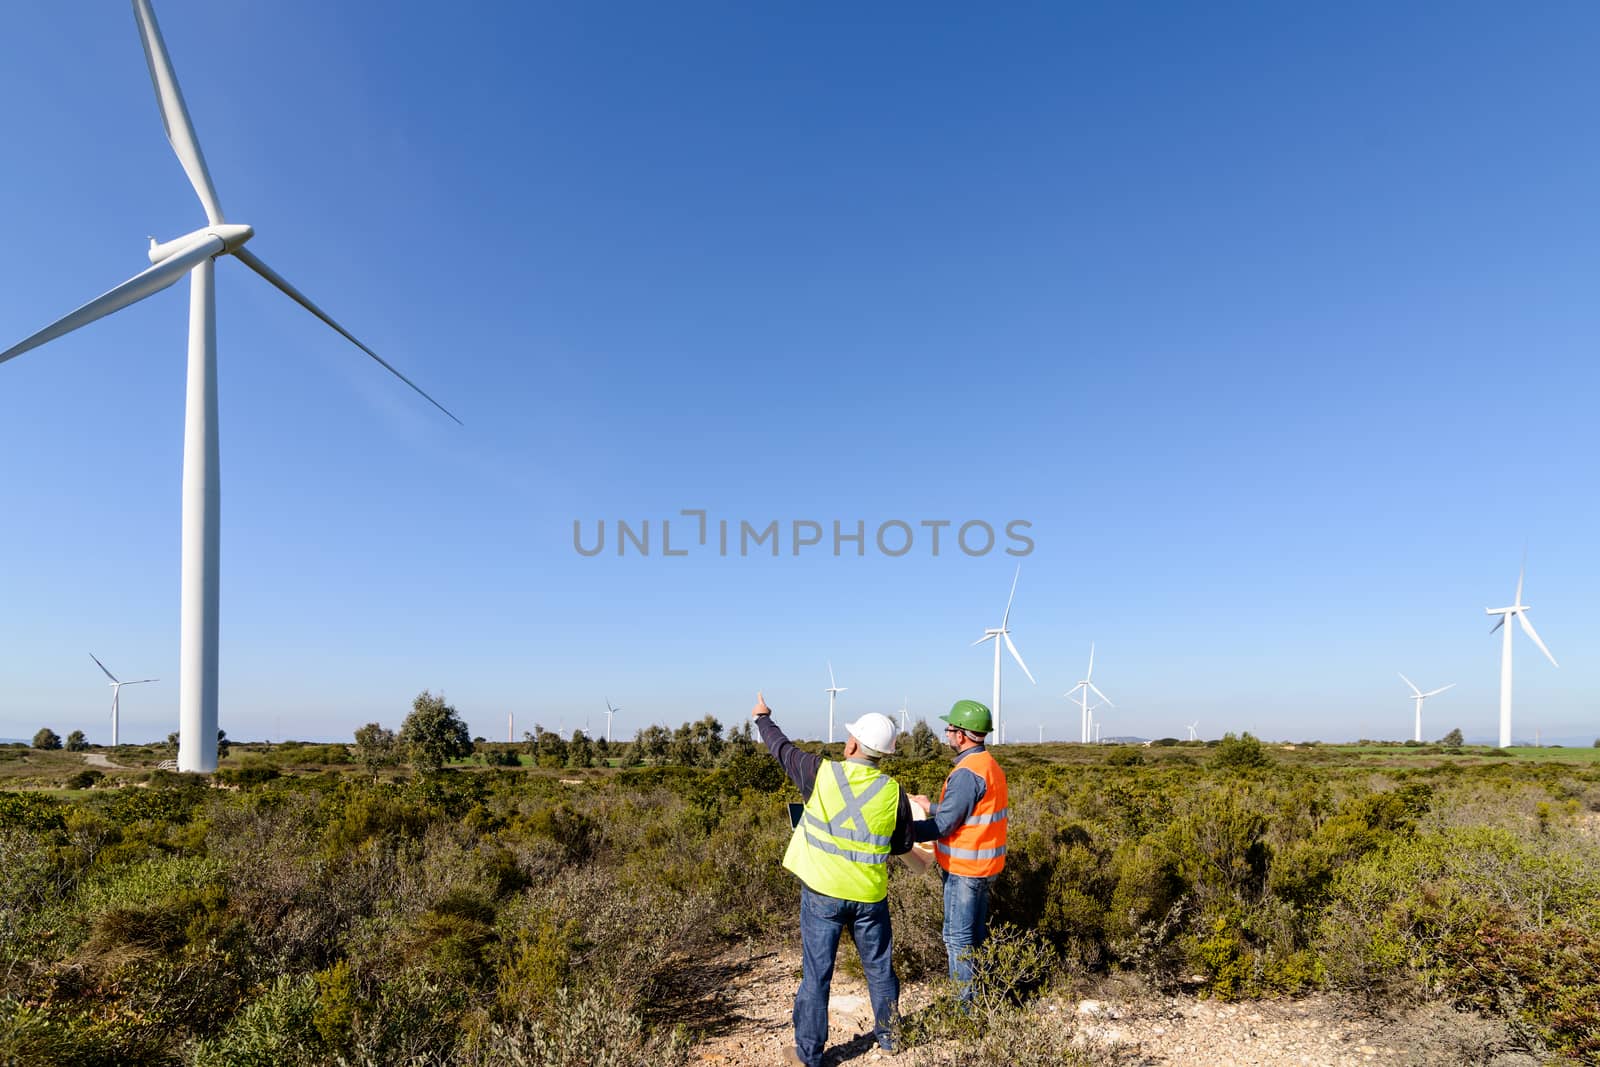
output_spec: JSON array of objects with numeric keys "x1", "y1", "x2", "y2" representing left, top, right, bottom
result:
[
  {"x1": 899, "y1": 697, "x2": 909, "y2": 735},
  {"x1": 1186, "y1": 721, "x2": 1199, "y2": 742},
  {"x1": 972, "y1": 566, "x2": 1035, "y2": 744},
  {"x1": 1, "y1": 1, "x2": 457, "y2": 773},
  {"x1": 825, "y1": 663, "x2": 847, "y2": 744},
  {"x1": 90, "y1": 653, "x2": 157, "y2": 748},
  {"x1": 1485, "y1": 564, "x2": 1559, "y2": 748},
  {"x1": 605, "y1": 700, "x2": 621, "y2": 743},
  {"x1": 1398, "y1": 674, "x2": 1454, "y2": 743},
  {"x1": 1065, "y1": 644, "x2": 1113, "y2": 743}
]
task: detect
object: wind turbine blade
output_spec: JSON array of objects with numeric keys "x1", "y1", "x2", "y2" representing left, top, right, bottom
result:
[
  {"x1": 972, "y1": 633, "x2": 996, "y2": 647},
  {"x1": 230, "y1": 248, "x2": 462, "y2": 425},
  {"x1": 1515, "y1": 562, "x2": 1525, "y2": 605},
  {"x1": 125, "y1": 678, "x2": 159, "y2": 685},
  {"x1": 828, "y1": 661, "x2": 836, "y2": 688},
  {"x1": 1489, "y1": 615, "x2": 1505, "y2": 635},
  {"x1": 1398, "y1": 672, "x2": 1421, "y2": 696},
  {"x1": 1088, "y1": 682, "x2": 1114, "y2": 707},
  {"x1": 1003, "y1": 632, "x2": 1036, "y2": 684},
  {"x1": 131, "y1": 0, "x2": 224, "y2": 225},
  {"x1": 89, "y1": 653, "x2": 120, "y2": 683},
  {"x1": 1422, "y1": 683, "x2": 1455, "y2": 698},
  {"x1": 1517, "y1": 612, "x2": 1559, "y2": 668},
  {"x1": 1087, "y1": 642, "x2": 1096, "y2": 679},
  {"x1": 1001, "y1": 564, "x2": 1020, "y2": 629},
  {"x1": 1, "y1": 237, "x2": 221, "y2": 366}
]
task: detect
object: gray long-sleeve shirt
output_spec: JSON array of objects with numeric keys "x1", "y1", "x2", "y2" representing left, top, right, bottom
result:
[
  {"x1": 756, "y1": 713, "x2": 914, "y2": 856},
  {"x1": 911, "y1": 745, "x2": 990, "y2": 843}
]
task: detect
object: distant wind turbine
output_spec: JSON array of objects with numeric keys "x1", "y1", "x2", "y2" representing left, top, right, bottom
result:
[
  {"x1": 1065, "y1": 643, "x2": 1112, "y2": 743},
  {"x1": 972, "y1": 566, "x2": 1035, "y2": 744},
  {"x1": 1486, "y1": 563, "x2": 1559, "y2": 748},
  {"x1": 1186, "y1": 721, "x2": 1199, "y2": 742},
  {"x1": 2, "y1": 1, "x2": 457, "y2": 773},
  {"x1": 1398, "y1": 673, "x2": 1454, "y2": 743},
  {"x1": 605, "y1": 700, "x2": 621, "y2": 743},
  {"x1": 899, "y1": 696, "x2": 909, "y2": 735},
  {"x1": 826, "y1": 663, "x2": 847, "y2": 744},
  {"x1": 90, "y1": 653, "x2": 156, "y2": 748}
]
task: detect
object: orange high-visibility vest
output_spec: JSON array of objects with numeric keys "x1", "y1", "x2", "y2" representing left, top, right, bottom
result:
[{"x1": 934, "y1": 749, "x2": 1007, "y2": 877}]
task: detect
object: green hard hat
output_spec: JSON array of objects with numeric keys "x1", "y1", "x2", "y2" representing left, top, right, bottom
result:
[{"x1": 941, "y1": 700, "x2": 992, "y2": 734}]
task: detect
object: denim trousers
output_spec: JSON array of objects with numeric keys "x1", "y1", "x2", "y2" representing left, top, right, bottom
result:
[
  {"x1": 793, "y1": 885, "x2": 899, "y2": 1066},
  {"x1": 938, "y1": 868, "x2": 996, "y2": 1001}
]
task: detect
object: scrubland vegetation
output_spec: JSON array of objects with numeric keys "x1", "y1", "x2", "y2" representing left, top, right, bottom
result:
[{"x1": 2, "y1": 717, "x2": 1598, "y2": 1065}]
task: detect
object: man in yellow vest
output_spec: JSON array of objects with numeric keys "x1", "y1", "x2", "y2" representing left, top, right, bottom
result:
[
  {"x1": 752, "y1": 691, "x2": 914, "y2": 1067},
  {"x1": 909, "y1": 699, "x2": 1007, "y2": 1005}
]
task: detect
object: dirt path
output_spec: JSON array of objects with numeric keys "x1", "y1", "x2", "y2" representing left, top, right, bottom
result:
[
  {"x1": 687, "y1": 952, "x2": 1542, "y2": 1067},
  {"x1": 688, "y1": 948, "x2": 928, "y2": 1067},
  {"x1": 83, "y1": 752, "x2": 122, "y2": 769}
]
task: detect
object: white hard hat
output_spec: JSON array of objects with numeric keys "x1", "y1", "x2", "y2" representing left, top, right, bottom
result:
[{"x1": 845, "y1": 712, "x2": 898, "y2": 756}]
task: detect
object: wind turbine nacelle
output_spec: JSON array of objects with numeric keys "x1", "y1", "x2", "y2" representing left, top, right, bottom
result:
[{"x1": 148, "y1": 223, "x2": 254, "y2": 263}]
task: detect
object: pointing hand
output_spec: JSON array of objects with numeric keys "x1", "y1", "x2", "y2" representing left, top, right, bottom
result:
[{"x1": 752, "y1": 691, "x2": 771, "y2": 719}]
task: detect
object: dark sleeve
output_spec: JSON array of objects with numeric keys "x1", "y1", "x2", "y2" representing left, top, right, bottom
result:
[
  {"x1": 889, "y1": 787, "x2": 913, "y2": 855},
  {"x1": 911, "y1": 767, "x2": 986, "y2": 843},
  {"x1": 756, "y1": 714, "x2": 822, "y2": 799}
]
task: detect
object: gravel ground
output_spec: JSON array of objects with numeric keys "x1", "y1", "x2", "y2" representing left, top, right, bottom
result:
[{"x1": 687, "y1": 949, "x2": 1543, "y2": 1067}]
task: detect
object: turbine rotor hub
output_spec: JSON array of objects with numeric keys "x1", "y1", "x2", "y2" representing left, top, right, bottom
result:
[{"x1": 148, "y1": 222, "x2": 254, "y2": 264}]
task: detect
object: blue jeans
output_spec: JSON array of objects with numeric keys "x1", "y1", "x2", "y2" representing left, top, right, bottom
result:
[
  {"x1": 939, "y1": 869, "x2": 995, "y2": 1002},
  {"x1": 793, "y1": 885, "x2": 899, "y2": 1066}
]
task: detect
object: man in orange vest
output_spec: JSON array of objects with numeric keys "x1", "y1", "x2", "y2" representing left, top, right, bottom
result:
[{"x1": 909, "y1": 699, "x2": 1007, "y2": 1004}]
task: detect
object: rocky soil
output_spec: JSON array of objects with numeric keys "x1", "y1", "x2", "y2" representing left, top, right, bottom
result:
[{"x1": 686, "y1": 948, "x2": 1542, "y2": 1067}]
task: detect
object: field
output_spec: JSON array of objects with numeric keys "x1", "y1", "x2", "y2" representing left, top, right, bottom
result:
[{"x1": 2, "y1": 726, "x2": 1598, "y2": 1065}]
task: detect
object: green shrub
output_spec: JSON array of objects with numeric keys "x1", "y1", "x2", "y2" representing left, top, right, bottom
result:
[
  {"x1": 1213, "y1": 732, "x2": 1269, "y2": 771},
  {"x1": 0, "y1": 791, "x2": 66, "y2": 832},
  {"x1": 191, "y1": 973, "x2": 323, "y2": 1067}
]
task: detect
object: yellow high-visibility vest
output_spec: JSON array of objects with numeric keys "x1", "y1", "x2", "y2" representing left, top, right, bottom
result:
[{"x1": 782, "y1": 759, "x2": 901, "y2": 903}]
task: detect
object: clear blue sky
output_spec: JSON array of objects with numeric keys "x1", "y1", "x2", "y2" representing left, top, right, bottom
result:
[{"x1": 1, "y1": 2, "x2": 1595, "y2": 747}]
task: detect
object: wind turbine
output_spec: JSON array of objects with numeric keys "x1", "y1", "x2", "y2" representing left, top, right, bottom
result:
[
  {"x1": 825, "y1": 663, "x2": 847, "y2": 744},
  {"x1": 1186, "y1": 720, "x2": 1199, "y2": 742},
  {"x1": 1398, "y1": 673, "x2": 1454, "y2": 743},
  {"x1": 2, "y1": 2, "x2": 457, "y2": 773},
  {"x1": 604, "y1": 700, "x2": 621, "y2": 743},
  {"x1": 1064, "y1": 643, "x2": 1112, "y2": 743},
  {"x1": 972, "y1": 566, "x2": 1035, "y2": 744},
  {"x1": 1486, "y1": 563, "x2": 1558, "y2": 748},
  {"x1": 899, "y1": 696, "x2": 909, "y2": 735},
  {"x1": 90, "y1": 653, "x2": 157, "y2": 748}
]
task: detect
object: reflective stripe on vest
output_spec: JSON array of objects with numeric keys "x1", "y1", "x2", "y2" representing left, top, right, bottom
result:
[
  {"x1": 962, "y1": 806, "x2": 1008, "y2": 826},
  {"x1": 935, "y1": 841, "x2": 1008, "y2": 860},
  {"x1": 782, "y1": 759, "x2": 901, "y2": 903},
  {"x1": 935, "y1": 749, "x2": 1007, "y2": 877}
]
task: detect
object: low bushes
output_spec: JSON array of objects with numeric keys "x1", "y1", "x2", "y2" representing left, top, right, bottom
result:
[{"x1": 1, "y1": 742, "x2": 1597, "y2": 1062}]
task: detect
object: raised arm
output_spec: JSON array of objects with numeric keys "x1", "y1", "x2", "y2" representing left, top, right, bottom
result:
[{"x1": 752, "y1": 690, "x2": 823, "y2": 799}]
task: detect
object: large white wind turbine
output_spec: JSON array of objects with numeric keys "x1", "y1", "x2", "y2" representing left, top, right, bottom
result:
[
  {"x1": 90, "y1": 653, "x2": 157, "y2": 748},
  {"x1": 3, "y1": 2, "x2": 457, "y2": 773},
  {"x1": 1485, "y1": 564, "x2": 1558, "y2": 748},
  {"x1": 825, "y1": 663, "x2": 847, "y2": 744},
  {"x1": 898, "y1": 696, "x2": 909, "y2": 735},
  {"x1": 1186, "y1": 720, "x2": 1199, "y2": 742},
  {"x1": 1064, "y1": 643, "x2": 1112, "y2": 743},
  {"x1": 972, "y1": 566, "x2": 1035, "y2": 744},
  {"x1": 604, "y1": 700, "x2": 621, "y2": 744},
  {"x1": 1398, "y1": 673, "x2": 1454, "y2": 743}
]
